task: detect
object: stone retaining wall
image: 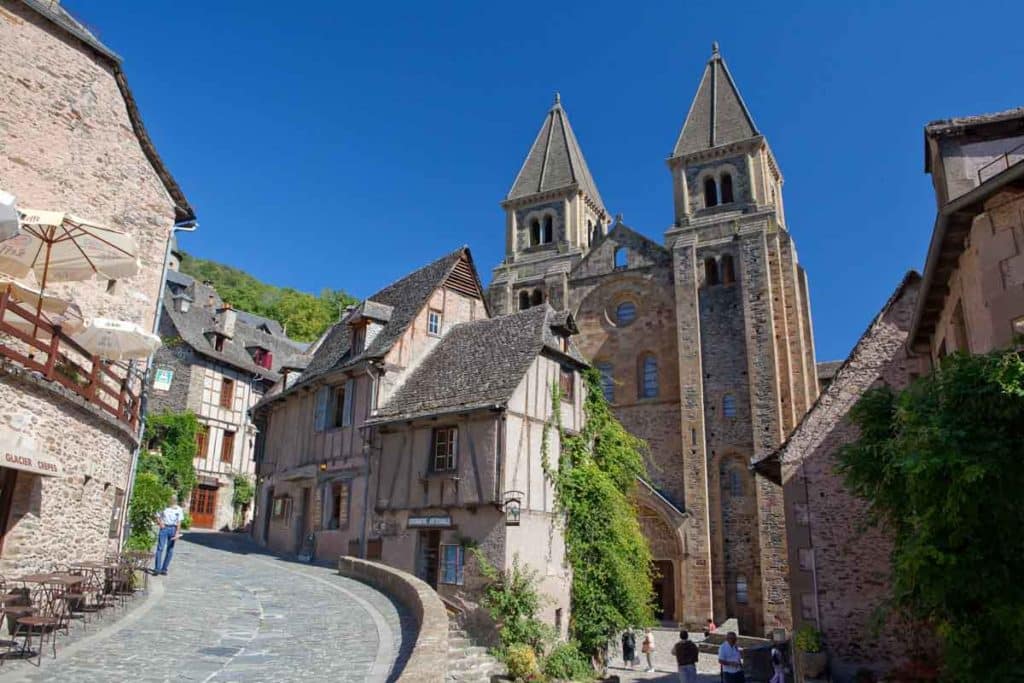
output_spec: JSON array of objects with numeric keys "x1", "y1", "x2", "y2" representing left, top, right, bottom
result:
[{"x1": 338, "y1": 556, "x2": 448, "y2": 682}]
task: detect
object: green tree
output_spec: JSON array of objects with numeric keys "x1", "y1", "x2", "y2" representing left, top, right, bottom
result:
[
  {"x1": 125, "y1": 471, "x2": 172, "y2": 551},
  {"x1": 838, "y1": 351, "x2": 1024, "y2": 681},
  {"x1": 178, "y1": 252, "x2": 357, "y2": 342},
  {"x1": 547, "y1": 369, "x2": 655, "y2": 658}
]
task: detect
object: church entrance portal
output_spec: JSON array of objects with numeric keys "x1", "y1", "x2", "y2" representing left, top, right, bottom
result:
[{"x1": 652, "y1": 560, "x2": 676, "y2": 622}]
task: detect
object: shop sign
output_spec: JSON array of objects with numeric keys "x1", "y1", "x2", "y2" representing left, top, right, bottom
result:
[
  {"x1": 407, "y1": 515, "x2": 452, "y2": 529},
  {"x1": 153, "y1": 367, "x2": 173, "y2": 391},
  {"x1": 0, "y1": 430, "x2": 62, "y2": 477}
]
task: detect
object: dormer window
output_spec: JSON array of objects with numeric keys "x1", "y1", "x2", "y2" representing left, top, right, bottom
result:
[
  {"x1": 427, "y1": 309, "x2": 442, "y2": 336},
  {"x1": 351, "y1": 324, "x2": 366, "y2": 353},
  {"x1": 251, "y1": 347, "x2": 273, "y2": 370},
  {"x1": 214, "y1": 333, "x2": 226, "y2": 352}
]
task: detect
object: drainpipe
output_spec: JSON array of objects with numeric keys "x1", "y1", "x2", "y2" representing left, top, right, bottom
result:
[
  {"x1": 359, "y1": 362, "x2": 381, "y2": 559},
  {"x1": 119, "y1": 219, "x2": 198, "y2": 547}
]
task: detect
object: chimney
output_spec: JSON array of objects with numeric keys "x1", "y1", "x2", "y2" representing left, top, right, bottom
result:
[{"x1": 215, "y1": 303, "x2": 236, "y2": 339}]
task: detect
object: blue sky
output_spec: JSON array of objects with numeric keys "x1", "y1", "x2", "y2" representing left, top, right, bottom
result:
[{"x1": 65, "y1": 0, "x2": 1023, "y2": 361}]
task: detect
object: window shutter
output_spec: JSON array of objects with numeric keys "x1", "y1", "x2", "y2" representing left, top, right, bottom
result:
[
  {"x1": 314, "y1": 386, "x2": 329, "y2": 432},
  {"x1": 342, "y1": 379, "x2": 355, "y2": 427}
]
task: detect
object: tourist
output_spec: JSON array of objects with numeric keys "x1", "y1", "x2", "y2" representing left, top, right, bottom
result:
[
  {"x1": 622, "y1": 628, "x2": 636, "y2": 669},
  {"x1": 642, "y1": 627, "x2": 656, "y2": 672},
  {"x1": 154, "y1": 493, "x2": 185, "y2": 575},
  {"x1": 672, "y1": 630, "x2": 699, "y2": 683},
  {"x1": 705, "y1": 617, "x2": 717, "y2": 637},
  {"x1": 769, "y1": 644, "x2": 785, "y2": 683},
  {"x1": 718, "y1": 631, "x2": 744, "y2": 683}
]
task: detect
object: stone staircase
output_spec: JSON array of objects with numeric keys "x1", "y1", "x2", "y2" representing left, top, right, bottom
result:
[{"x1": 446, "y1": 619, "x2": 506, "y2": 683}]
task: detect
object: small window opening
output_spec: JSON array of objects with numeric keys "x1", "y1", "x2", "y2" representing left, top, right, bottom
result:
[
  {"x1": 519, "y1": 291, "x2": 530, "y2": 310},
  {"x1": 723, "y1": 393, "x2": 737, "y2": 417},
  {"x1": 721, "y1": 254, "x2": 736, "y2": 284},
  {"x1": 615, "y1": 301, "x2": 636, "y2": 326},
  {"x1": 530, "y1": 219, "x2": 541, "y2": 246},
  {"x1": 531, "y1": 289, "x2": 544, "y2": 307},
  {"x1": 705, "y1": 258, "x2": 720, "y2": 286},
  {"x1": 736, "y1": 575, "x2": 749, "y2": 604},
  {"x1": 720, "y1": 173, "x2": 734, "y2": 204},
  {"x1": 596, "y1": 362, "x2": 614, "y2": 402},
  {"x1": 703, "y1": 177, "x2": 718, "y2": 208},
  {"x1": 640, "y1": 355, "x2": 658, "y2": 398},
  {"x1": 541, "y1": 215, "x2": 553, "y2": 244},
  {"x1": 614, "y1": 247, "x2": 628, "y2": 269},
  {"x1": 728, "y1": 468, "x2": 742, "y2": 497}
]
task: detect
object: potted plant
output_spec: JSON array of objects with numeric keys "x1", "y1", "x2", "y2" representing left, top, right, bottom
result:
[{"x1": 794, "y1": 625, "x2": 827, "y2": 678}]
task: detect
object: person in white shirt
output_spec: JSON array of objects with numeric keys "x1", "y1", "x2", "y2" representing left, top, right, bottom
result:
[
  {"x1": 153, "y1": 493, "x2": 184, "y2": 575},
  {"x1": 718, "y1": 631, "x2": 744, "y2": 683}
]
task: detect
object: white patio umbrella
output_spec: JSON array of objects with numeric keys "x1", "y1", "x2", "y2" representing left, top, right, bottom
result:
[
  {"x1": 0, "y1": 276, "x2": 85, "y2": 336},
  {"x1": 0, "y1": 209, "x2": 139, "y2": 334},
  {"x1": 73, "y1": 318, "x2": 160, "y2": 361},
  {"x1": 0, "y1": 191, "x2": 18, "y2": 242}
]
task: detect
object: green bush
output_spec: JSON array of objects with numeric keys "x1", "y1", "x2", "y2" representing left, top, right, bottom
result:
[
  {"x1": 542, "y1": 641, "x2": 594, "y2": 680},
  {"x1": 504, "y1": 643, "x2": 539, "y2": 681},
  {"x1": 474, "y1": 550, "x2": 554, "y2": 655},
  {"x1": 232, "y1": 474, "x2": 255, "y2": 507},
  {"x1": 127, "y1": 471, "x2": 172, "y2": 550},
  {"x1": 794, "y1": 625, "x2": 822, "y2": 653},
  {"x1": 142, "y1": 412, "x2": 200, "y2": 500}
]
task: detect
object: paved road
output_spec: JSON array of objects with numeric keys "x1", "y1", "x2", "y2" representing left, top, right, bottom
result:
[{"x1": 0, "y1": 532, "x2": 414, "y2": 683}]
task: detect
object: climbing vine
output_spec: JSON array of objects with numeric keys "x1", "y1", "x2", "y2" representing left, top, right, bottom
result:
[
  {"x1": 544, "y1": 368, "x2": 655, "y2": 658},
  {"x1": 838, "y1": 351, "x2": 1024, "y2": 681}
]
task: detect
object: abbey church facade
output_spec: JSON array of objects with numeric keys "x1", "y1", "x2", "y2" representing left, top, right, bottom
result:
[{"x1": 488, "y1": 45, "x2": 818, "y2": 635}]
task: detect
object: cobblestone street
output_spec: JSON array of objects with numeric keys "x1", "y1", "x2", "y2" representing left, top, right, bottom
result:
[
  {"x1": 606, "y1": 628, "x2": 726, "y2": 683},
  {"x1": 0, "y1": 532, "x2": 413, "y2": 683}
]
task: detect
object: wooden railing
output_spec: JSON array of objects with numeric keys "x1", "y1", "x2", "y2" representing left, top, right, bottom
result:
[{"x1": 0, "y1": 290, "x2": 142, "y2": 430}]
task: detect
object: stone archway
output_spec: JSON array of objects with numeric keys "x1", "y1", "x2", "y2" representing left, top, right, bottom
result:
[{"x1": 634, "y1": 490, "x2": 687, "y2": 623}]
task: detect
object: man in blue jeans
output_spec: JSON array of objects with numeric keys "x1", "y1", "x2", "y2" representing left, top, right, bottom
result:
[{"x1": 154, "y1": 493, "x2": 184, "y2": 575}]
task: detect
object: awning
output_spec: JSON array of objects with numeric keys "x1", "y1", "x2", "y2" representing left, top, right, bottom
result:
[{"x1": 0, "y1": 429, "x2": 62, "y2": 477}]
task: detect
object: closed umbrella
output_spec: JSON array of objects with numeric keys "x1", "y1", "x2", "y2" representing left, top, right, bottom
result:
[
  {"x1": 0, "y1": 209, "x2": 138, "y2": 334},
  {"x1": 0, "y1": 190, "x2": 17, "y2": 242},
  {"x1": 73, "y1": 318, "x2": 160, "y2": 361}
]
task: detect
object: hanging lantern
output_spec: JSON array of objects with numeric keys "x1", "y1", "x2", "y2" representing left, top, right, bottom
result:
[{"x1": 503, "y1": 490, "x2": 523, "y2": 526}]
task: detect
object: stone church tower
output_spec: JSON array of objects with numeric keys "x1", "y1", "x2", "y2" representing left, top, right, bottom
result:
[{"x1": 489, "y1": 45, "x2": 817, "y2": 635}]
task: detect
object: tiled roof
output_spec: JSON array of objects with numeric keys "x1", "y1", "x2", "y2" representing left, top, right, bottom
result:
[
  {"x1": 162, "y1": 278, "x2": 308, "y2": 381},
  {"x1": 673, "y1": 44, "x2": 759, "y2": 157},
  {"x1": 370, "y1": 305, "x2": 586, "y2": 423},
  {"x1": 506, "y1": 95, "x2": 605, "y2": 212},
  {"x1": 293, "y1": 247, "x2": 473, "y2": 387}
]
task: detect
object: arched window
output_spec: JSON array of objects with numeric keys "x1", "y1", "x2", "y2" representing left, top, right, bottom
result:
[
  {"x1": 615, "y1": 301, "x2": 636, "y2": 326},
  {"x1": 596, "y1": 362, "x2": 614, "y2": 403},
  {"x1": 592, "y1": 222, "x2": 601, "y2": 244},
  {"x1": 723, "y1": 393, "x2": 737, "y2": 417},
  {"x1": 614, "y1": 247, "x2": 628, "y2": 269},
  {"x1": 640, "y1": 355, "x2": 658, "y2": 399},
  {"x1": 720, "y1": 254, "x2": 736, "y2": 284},
  {"x1": 531, "y1": 289, "x2": 544, "y2": 307},
  {"x1": 720, "y1": 173, "x2": 734, "y2": 204},
  {"x1": 518, "y1": 291, "x2": 530, "y2": 310},
  {"x1": 587, "y1": 220, "x2": 594, "y2": 245},
  {"x1": 541, "y1": 216, "x2": 553, "y2": 244},
  {"x1": 736, "y1": 575, "x2": 749, "y2": 604},
  {"x1": 705, "y1": 257, "x2": 720, "y2": 286},
  {"x1": 703, "y1": 177, "x2": 718, "y2": 208},
  {"x1": 530, "y1": 219, "x2": 541, "y2": 247}
]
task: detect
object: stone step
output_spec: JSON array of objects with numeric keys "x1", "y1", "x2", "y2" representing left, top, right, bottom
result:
[
  {"x1": 448, "y1": 636, "x2": 472, "y2": 648},
  {"x1": 449, "y1": 645, "x2": 489, "y2": 657}
]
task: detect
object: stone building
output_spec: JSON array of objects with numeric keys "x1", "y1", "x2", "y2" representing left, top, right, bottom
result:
[
  {"x1": 252, "y1": 248, "x2": 584, "y2": 635},
  {"x1": 753, "y1": 274, "x2": 929, "y2": 681},
  {"x1": 148, "y1": 256, "x2": 308, "y2": 530},
  {"x1": 0, "y1": 1, "x2": 191, "y2": 571},
  {"x1": 912, "y1": 107, "x2": 1024, "y2": 359},
  {"x1": 488, "y1": 44, "x2": 817, "y2": 634}
]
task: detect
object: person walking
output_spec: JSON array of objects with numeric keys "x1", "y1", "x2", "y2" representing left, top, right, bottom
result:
[
  {"x1": 672, "y1": 630, "x2": 699, "y2": 683},
  {"x1": 769, "y1": 644, "x2": 785, "y2": 683},
  {"x1": 621, "y1": 628, "x2": 636, "y2": 669},
  {"x1": 642, "y1": 627, "x2": 656, "y2": 672},
  {"x1": 153, "y1": 493, "x2": 184, "y2": 575},
  {"x1": 718, "y1": 631, "x2": 745, "y2": 683}
]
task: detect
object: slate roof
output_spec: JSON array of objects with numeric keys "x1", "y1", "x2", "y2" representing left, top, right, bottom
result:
[
  {"x1": 161, "y1": 275, "x2": 309, "y2": 382},
  {"x1": 370, "y1": 305, "x2": 586, "y2": 424},
  {"x1": 673, "y1": 43, "x2": 760, "y2": 157},
  {"x1": 166, "y1": 270, "x2": 286, "y2": 336},
  {"x1": 506, "y1": 95, "x2": 606, "y2": 212},
  {"x1": 293, "y1": 247, "x2": 473, "y2": 389}
]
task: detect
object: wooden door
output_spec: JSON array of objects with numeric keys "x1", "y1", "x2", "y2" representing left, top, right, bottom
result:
[
  {"x1": 191, "y1": 485, "x2": 217, "y2": 529},
  {"x1": 416, "y1": 530, "x2": 441, "y2": 588}
]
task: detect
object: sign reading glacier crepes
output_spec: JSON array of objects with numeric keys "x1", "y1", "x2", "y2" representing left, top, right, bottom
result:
[
  {"x1": 406, "y1": 515, "x2": 452, "y2": 529},
  {"x1": 0, "y1": 429, "x2": 62, "y2": 477}
]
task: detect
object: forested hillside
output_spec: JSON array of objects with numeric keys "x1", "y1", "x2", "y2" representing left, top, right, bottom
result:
[{"x1": 178, "y1": 253, "x2": 357, "y2": 342}]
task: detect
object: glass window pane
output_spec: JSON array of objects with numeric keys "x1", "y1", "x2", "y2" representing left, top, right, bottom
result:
[{"x1": 616, "y1": 302, "x2": 636, "y2": 326}]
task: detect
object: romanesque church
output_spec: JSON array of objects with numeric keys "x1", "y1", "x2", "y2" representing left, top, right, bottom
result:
[{"x1": 488, "y1": 44, "x2": 818, "y2": 634}]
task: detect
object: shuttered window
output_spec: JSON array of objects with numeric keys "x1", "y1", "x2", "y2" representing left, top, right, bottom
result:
[
  {"x1": 221, "y1": 431, "x2": 235, "y2": 463},
  {"x1": 440, "y1": 544, "x2": 464, "y2": 585},
  {"x1": 342, "y1": 379, "x2": 355, "y2": 427},
  {"x1": 314, "y1": 386, "x2": 330, "y2": 432},
  {"x1": 219, "y1": 377, "x2": 234, "y2": 409}
]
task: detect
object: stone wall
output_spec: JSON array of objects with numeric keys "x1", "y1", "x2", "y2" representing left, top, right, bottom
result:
[{"x1": 338, "y1": 555, "x2": 448, "y2": 683}]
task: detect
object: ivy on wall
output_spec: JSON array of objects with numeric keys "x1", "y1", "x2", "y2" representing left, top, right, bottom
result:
[
  {"x1": 838, "y1": 351, "x2": 1024, "y2": 681},
  {"x1": 545, "y1": 368, "x2": 655, "y2": 658}
]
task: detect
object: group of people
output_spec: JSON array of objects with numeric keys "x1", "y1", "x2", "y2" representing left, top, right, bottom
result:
[{"x1": 619, "y1": 623, "x2": 784, "y2": 683}]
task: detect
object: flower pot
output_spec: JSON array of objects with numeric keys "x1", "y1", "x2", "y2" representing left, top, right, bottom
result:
[{"x1": 800, "y1": 650, "x2": 828, "y2": 678}]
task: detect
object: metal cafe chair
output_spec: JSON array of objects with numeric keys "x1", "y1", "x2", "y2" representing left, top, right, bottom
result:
[{"x1": 7, "y1": 581, "x2": 68, "y2": 666}]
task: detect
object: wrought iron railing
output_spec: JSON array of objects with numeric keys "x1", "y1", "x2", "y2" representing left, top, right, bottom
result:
[
  {"x1": 977, "y1": 140, "x2": 1024, "y2": 183},
  {"x1": 0, "y1": 290, "x2": 142, "y2": 429}
]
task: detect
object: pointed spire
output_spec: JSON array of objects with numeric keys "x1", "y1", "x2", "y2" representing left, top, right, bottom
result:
[
  {"x1": 506, "y1": 96, "x2": 606, "y2": 212},
  {"x1": 672, "y1": 43, "x2": 759, "y2": 157}
]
